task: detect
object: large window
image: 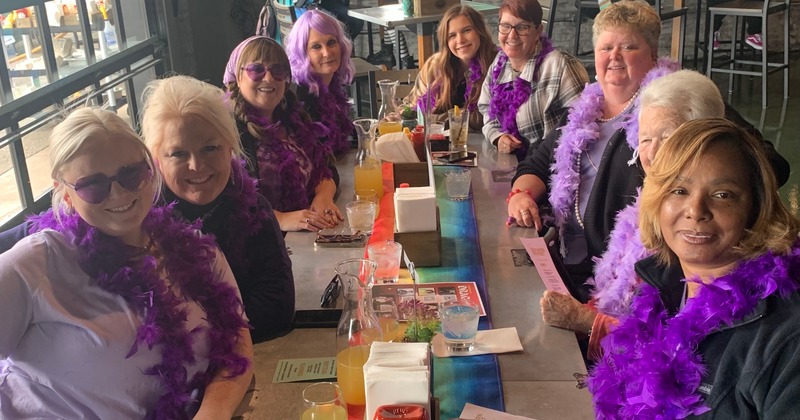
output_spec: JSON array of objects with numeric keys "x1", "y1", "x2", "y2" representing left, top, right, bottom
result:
[{"x1": 0, "y1": 0, "x2": 166, "y2": 227}]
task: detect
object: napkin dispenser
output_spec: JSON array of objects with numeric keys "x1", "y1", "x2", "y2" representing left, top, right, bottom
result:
[{"x1": 364, "y1": 342, "x2": 431, "y2": 420}]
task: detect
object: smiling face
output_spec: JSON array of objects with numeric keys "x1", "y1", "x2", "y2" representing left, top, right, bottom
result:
[
  {"x1": 157, "y1": 115, "x2": 233, "y2": 206},
  {"x1": 59, "y1": 135, "x2": 154, "y2": 246},
  {"x1": 594, "y1": 28, "x2": 655, "y2": 95},
  {"x1": 659, "y1": 142, "x2": 754, "y2": 279},
  {"x1": 447, "y1": 15, "x2": 480, "y2": 64},
  {"x1": 638, "y1": 106, "x2": 682, "y2": 174},
  {"x1": 237, "y1": 57, "x2": 288, "y2": 116},
  {"x1": 498, "y1": 11, "x2": 541, "y2": 62},
  {"x1": 306, "y1": 28, "x2": 341, "y2": 84}
]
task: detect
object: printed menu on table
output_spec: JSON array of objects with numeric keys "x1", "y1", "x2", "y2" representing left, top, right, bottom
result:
[{"x1": 372, "y1": 281, "x2": 486, "y2": 321}]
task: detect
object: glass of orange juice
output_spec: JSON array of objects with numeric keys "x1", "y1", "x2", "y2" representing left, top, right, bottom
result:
[
  {"x1": 336, "y1": 344, "x2": 371, "y2": 411},
  {"x1": 301, "y1": 382, "x2": 347, "y2": 420}
]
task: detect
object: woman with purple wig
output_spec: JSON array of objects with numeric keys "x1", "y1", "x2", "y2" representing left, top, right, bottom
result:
[{"x1": 285, "y1": 9, "x2": 355, "y2": 155}]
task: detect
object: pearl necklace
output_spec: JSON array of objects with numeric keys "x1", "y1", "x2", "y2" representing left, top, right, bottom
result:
[{"x1": 597, "y1": 88, "x2": 641, "y2": 123}]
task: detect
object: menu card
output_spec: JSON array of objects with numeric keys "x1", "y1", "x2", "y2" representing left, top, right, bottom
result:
[{"x1": 372, "y1": 282, "x2": 486, "y2": 320}]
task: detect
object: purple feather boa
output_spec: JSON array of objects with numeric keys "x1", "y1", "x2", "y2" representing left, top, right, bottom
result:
[
  {"x1": 313, "y1": 82, "x2": 354, "y2": 155},
  {"x1": 548, "y1": 58, "x2": 678, "y2": 256},
  {"x1": 28, "y1": 207, "x2": 249, "y2": 419},
  {"x1": 589, "y1": 244, "x2": 800, "y2": 418},
  {"x1": 587, "y1": 195, "x2": 651, "y2": 318},
  {"x1": 418, "y1": 57, "x2": 484, "y2": 114},
  {"x1": 245, "y1": 104, "x2": 333, "y2": 211},
  {"x1": 486, "y1": 35, "x2": 554, "y2": 157}
]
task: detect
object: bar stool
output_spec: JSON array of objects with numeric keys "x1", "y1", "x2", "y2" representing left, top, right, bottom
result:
[{"x1": 705, "y1": 0, "x2": 790, "y2": 109}]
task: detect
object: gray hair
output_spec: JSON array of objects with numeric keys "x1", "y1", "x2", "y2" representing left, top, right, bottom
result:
[
  {"x1": 49, "y1": 108, "x2": 161, "y2": 221},
  {"x1": 640, "y1": 70, "x2": 725, "y2": 122}
]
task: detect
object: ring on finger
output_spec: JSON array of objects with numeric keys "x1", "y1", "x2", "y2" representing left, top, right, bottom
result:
[
  {"x1": 305, "y1": 218, "x2": 310, "y2": 224},
  {"x1": 324, "y1": 209, "x2": 334, "y2": 216}
]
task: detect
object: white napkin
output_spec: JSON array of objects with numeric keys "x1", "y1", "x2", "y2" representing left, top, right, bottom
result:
[
  {"x1": 375, "y1": 132, "x2": 420, "y2": 163},
  {"x1": 364, "y1": 342, "x2": 431, "y2": 419},
  {"x1": 394, "y1": 186, "x2": 437, "y2": 233},
  {"x1": 431, "y1": 327, "x2": 523, "y2": 358}
]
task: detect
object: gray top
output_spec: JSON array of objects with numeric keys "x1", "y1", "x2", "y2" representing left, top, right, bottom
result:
[{"x1": 0, "y1": 230, "x2": 242, "y2": 419}]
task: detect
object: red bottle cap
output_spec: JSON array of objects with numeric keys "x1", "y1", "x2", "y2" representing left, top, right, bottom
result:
[{"x1": 373, "y1": 404, "x2": 429, "y2": 420}]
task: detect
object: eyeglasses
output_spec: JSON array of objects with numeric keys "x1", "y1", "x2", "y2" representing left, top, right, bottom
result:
[
  {"x1": 62, "y1": 160, "x2": 152, "y2": 204},
  {"x1": 498, "y1": 22, "x2": 534, "y2": 36},
  {"x1": 241, "y1": 63, "x2": 291, "y2": 82},
  {"x1": 320, "y1": 274, "x2": 341, "y2": 309}
]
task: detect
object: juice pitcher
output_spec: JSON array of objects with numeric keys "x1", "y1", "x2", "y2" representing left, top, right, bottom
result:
[
  {"x1": 334, "y1": 258, "x2": 382, "y2": 411},
  {"x1": 352, "y1": 119, "x2": 384, "y2": 199}
]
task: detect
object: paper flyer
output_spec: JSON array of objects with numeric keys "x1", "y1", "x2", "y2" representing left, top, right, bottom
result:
[
  {"x1": 372, "y1": 281, "x2": 486, "y2": 320},
  {"x1": 272, "y1": 357, "x2": 337, "y2": 383},
  {"x1": 459, "y1": 403, "x2": 538, "y2": 419},
  {"x1": 519, "y1": 237, "x2": 571, "y2": 295}
]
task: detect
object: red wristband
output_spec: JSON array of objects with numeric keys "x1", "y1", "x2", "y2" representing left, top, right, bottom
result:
[{"x1": 506, "y1": 188, "x2": 532, "y2": 203}]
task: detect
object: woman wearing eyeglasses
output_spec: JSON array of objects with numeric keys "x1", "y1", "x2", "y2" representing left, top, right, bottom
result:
[
  {"x1": 224, "y1": 36, "x2": 343, "y2": 232},
  {"x1": 405, "y1": 5, "x2": 497, "y2": 131},
  {"x1": 285, "y1": 9, "x2": 355, "y2": 155},
  {"x1": 477, "y1": 0, "x2": 588, "y2": 160},
  {"x1": 0, "y1": 108, "x2": 252, "y2": 418},
  {"x1": 140, "y1": 75, "x2": 295, "y2": 344}
]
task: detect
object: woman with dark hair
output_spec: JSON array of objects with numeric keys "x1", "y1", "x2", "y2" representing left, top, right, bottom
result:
[
  {"x1": 285, "y1": 9, "x2": 355, "y2": 155},
  {"x1": 477, "y1": 0, "x2": 588, "y2": 159},
  {"x1": 224, "y1": 36, "x2": 343, "y2": 232},
  {"x1": 589, "y1": 118, "x2": 800, "y2": 418},
  {"x1": 140, "y1": 75, "x2": 295, "y2": 343},
  {"x1": 0, "y1": 108, "x2": 252, "y2": 418},
  {"x1": 406, "y1": 4, "x2": 498, "y2": 130}
]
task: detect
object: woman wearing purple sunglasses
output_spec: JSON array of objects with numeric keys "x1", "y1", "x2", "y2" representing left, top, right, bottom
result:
[
  {"x1": 224, "y1": 36, "x2": 343, "y2": 232},
  {"x1": 0, "y1": 108, "x2": 252, "y2": 418}
]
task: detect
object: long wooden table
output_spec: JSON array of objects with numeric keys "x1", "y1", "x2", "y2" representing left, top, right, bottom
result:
[{"x1": 245, "y1": 134, "x2": 594, "y2": 419}]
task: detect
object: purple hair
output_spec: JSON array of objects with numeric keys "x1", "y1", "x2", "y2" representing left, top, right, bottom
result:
[{"x1": 285, "y1": 9, "x2": 355, "y2": 96}]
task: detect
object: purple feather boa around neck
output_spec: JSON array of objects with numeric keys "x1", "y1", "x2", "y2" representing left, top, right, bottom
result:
[
  {"x1": 486, "y1": 34, "x2": 554, "y2": 158},
  {"x1": 587, "y1": 195, "x2": 650, "y2": 318},
  {"x1": 313, "y1": 82, "x2": 354, "y2": 155},
  {"x1": 588, "y1": 244, "x2": 800, "y2": 418},
  {"x1": 245, "y1": 104, "x2": 332, "y2": 211},
  {"x1": 27, "y1": 207, "x2": 249, "y2": 419},
  {"x1": 548, "y1": 58, "x2": 679, "y2": 257},
  {"x1": 417, "y1": 57, "x2": 484, "y2": 114}
]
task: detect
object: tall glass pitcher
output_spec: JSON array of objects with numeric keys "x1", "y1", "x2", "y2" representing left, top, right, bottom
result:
[
  {"x1": 377, "y1": 80, "x2": 402, "y2": 136},
  {"x1": 352, "y1": 119, "x2": 384, "y2": 199},
  {"x1": 334, "y1": 258, "x2": 382, "y2": 412}
]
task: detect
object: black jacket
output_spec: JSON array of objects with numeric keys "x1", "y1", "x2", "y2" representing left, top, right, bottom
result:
[{"x1": 635, "y1": 256, "x2": 800, "y2": 419}]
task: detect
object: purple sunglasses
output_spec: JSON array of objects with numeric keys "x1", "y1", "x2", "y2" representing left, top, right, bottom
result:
[
  {"x1": 62, "y1": 160, "x2": 152, "y2": 204},
  {"x1": 241, "y1": 63, "x2": 291, "y2": 82}
]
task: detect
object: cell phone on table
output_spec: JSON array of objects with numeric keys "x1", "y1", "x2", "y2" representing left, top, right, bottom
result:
[{"x1": 437, "y1": 151, "x2": 476, "y2": 164}]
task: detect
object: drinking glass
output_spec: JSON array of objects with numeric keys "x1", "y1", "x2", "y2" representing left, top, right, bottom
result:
[
  {"x1": 444, "y1": 168, "x2": 471, "y2": 201},
  {"x1": 439, "y1": 299, "x2": 480, "y2": 352},
  {"x1": 346, "y1": 201, "x2": 377, "y2": 234},
  {"x1": 301, "y1": 382, "x2": 347, "y2": 420},
  {"x1": 448, "y1": 108, "x2": 470, "y2": 153},
  {"x1": 354, "y1": 188, "x2": 380, "y2": 218},
  {"x1": 367, "y1": 240, "x2": 403, "y2": 284}
]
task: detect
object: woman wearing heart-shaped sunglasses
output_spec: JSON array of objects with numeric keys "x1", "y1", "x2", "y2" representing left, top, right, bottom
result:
[
  {"x1": 224, "y1": 36, "x2": 343, "y2": 232},
  {"x1": 0, "y1": 108, "x2": 252, "y2": 418}
]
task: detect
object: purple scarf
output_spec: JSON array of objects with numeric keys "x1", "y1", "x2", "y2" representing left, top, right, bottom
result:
[
  {"x1": 245, "y1": 104, "x2": 332, "y2": 211},
  {"x1": 28, "y1": 207, "x2": 249, "y2": 419},
  {"x1": 589, "y1": 244, "x2": 800, "y2": 418},
  {"x1": 418, "y1": 57, "x2": 484, "y2": 114},
  {"x1": 548, "y1": 58, "x2": 679, "y2": 256},
  {"x1": 587, "y1": 196, "x2": 650, "y2": 318},
  {"x1": 314, "y1": 82, "x2": 354, "y2": 155},
  {"x1": 486, "y1": 34, "x2": 554, "y2": 157}
]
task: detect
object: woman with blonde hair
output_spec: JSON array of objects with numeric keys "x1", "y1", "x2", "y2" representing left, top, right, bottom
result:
[
  {"x1": 141, "y1": 75, "x2": 295, "y2": 343},
  {"x1": 406, "y1": 4, "x2": 498, "y2": 130},
  {"x1": 224, "y1": 36, "x2": 342, "y2": 232},
  {"x1": 0, "y1": 108, "x2": 252, "y2": 418},
  {"x1": 589, "y1": 118, "x2": 800, "y2": 417}
]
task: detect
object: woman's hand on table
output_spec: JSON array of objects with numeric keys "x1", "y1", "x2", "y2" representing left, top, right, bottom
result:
[
  {"x1": 507, "y1": 192, "x2": 541, "y2": 230},
  {"x1": 275, "y1": 209, "x2": 334, "y2": 232},
  {"x1": 540, "y1": 291, "x2": 597, "y2": 334},
  {"x1": 496, "y1": 134, "x2": 523, "y2": 154},
  {"x1": 310, "y1": 194, "x2": 344, "y2": 228}
]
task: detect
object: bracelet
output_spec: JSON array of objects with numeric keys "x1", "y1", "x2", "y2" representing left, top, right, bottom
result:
[{"x1": 506, "y1": 188, "x2": 532, "y2": 203}]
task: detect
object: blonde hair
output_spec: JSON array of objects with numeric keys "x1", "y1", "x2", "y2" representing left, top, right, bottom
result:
[
  {"x1": 593, "y1": 0, "x2": 661, "y2": 58},
  {"x1": 639, "y1": 118, "x2": 800, "y2": 265},
  {"x1": 49, "y1": 108, "x2": 161, "y2": 221},
  {"x1": 140, "y1": 75, "x2": 242, "y2": 158}
]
